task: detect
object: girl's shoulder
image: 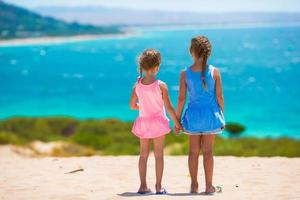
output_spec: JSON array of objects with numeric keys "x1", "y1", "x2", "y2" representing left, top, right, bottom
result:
[
  {"x1": 180, "y1": 68, "x2": 187, "y2": 77},
  {"x1": 133, "y1": 77, "x2": 142, "y2": 89},
  {"x1": 181, "y1": 67, "x2": 188, "y2": 73},
  {"x1": 157, "y1": 80, "x2": 169, "y2": 93},
  {"x1": 208, "y1": 64, "x2": 220, "y2": 70},
  {"x1": 158, "y1": 79, "x2": 167, "y2": 87},
  {"x1": 209, "y1": 65, "x2": 220, "y2": 79}
]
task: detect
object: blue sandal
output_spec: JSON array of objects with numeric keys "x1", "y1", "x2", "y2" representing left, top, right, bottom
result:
[
  {"x1": 156, "y1": 188, "x2": 167, "y2": 195},
  {"x1": 137, "y1": 189, "x2": 152, "y2": 195},
  {"x1": 205, "y1": 186, "x2": 222, "y2": 195}
]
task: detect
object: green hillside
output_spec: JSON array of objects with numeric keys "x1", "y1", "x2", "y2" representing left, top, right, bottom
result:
[
  {"x1": 0, "y1": 1, "x2": 122, "y2": 40},
  {"x1": 0, "y1": 117, "x2": 299, "y2": 157}
]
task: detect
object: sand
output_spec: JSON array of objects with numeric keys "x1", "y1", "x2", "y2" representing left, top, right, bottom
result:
[
  {"x1": 0, "y1": 32, "x2": 134, "y2": 47},
  {"x1": 0, "y1": 145, "x2": 299, "y2": 200}
]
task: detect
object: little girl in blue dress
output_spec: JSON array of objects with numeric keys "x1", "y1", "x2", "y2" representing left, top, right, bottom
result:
[{"x1": 176, "y1": 36, "x2": 225, "y2": 194}]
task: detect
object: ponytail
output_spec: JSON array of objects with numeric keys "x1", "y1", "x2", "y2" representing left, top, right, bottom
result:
[{"x1": 201, "y1": 55, "x2": 208, "y2": 90}]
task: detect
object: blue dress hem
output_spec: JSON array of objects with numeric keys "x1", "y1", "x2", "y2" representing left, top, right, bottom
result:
[{"x1": 183, "y1": 126, "x2": 225, "y2": 135}]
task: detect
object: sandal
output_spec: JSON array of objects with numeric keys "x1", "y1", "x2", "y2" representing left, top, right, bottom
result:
[
  {"x1": 156, "y1": 188, "x2": 167, "y2": 195},
  {"x1": 205, "y1": 185, "x2": 222, "y2": 195},
  {"x1": 137, "y1": 189, "x2": 152, "y2": 195}
]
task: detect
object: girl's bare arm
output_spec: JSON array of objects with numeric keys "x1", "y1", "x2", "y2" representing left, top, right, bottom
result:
[
  {"x1": 129, "y1": 86, "x2": 139, "y2": 110},
  {"x1": 159, "y1": 83, "x2": 182, "y2": 129},
  {"x1": 214, "y1": 68, "x2": 224, "y2": 112},
  {"x1": 176, "y1": 70, "x2": 187, "y2": 119}
]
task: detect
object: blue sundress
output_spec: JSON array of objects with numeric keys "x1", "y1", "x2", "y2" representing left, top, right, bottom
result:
[{"x1": 182, "y1": 65, "x2": 225, "y2": 134}]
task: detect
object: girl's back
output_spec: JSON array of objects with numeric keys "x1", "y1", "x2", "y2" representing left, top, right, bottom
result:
[
  {"x1": 182, "y1": 64, "x2": 225, "y2": 134},
  {"x1": 185, "y1": 65, "x2": 218, "y2": 108},
  {"x1": 132, "y1": 79, "x2": 170, "y2": 139},
  {"x1": 135, "y1": 79, "x2": 166, "y2": 118}
]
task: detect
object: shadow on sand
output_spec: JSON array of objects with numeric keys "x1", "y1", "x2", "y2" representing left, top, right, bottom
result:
[
  {"x1": 118, "y1": 192, "x2": 209, "y2": 197},
  {"x1": 118, "y1": 192, "x2": 154, "y2": 197}
]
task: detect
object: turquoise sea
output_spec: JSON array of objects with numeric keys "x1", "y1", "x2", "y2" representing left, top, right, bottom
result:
[{"x1": 0, "y1": 24, "x2": 299, "y2": 139}]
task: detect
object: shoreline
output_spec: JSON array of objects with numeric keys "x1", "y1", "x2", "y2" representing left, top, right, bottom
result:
[
  {"x1": 1, "y1": 21, "x2": 299, "y2": 47},
  {"x1": 0, "y1": 31, "x2": 135, "y2": 47}
]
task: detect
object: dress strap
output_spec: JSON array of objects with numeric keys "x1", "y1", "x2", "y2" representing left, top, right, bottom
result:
[{"x1": 209, "y1": 65, "x2": 215, "y2": 79}]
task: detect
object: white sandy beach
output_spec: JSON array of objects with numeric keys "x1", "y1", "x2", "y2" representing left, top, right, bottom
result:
[
  {"x1": 0, "y1": 32, "x2": 134, "y2": 47},
  {"x1": 0, "y1": 145, "x2": 299, "y2": 200}
]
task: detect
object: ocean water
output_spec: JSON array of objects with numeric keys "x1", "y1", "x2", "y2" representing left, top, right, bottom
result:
[{"x1": 0, "y1": 24, "x2": 300, "y2": 139}]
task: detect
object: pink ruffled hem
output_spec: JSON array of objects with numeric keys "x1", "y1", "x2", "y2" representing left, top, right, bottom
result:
[{"x1": 132, "y1": 115, "x2": 171, "y2": 139}]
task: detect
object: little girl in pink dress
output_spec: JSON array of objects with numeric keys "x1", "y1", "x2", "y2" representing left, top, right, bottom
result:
[
  {"x1": 130, "y1": 49, "x2": 182, "y2": 195},
  {"x1": 132, "y1": 79, "x2": 171, "y2": 138}
]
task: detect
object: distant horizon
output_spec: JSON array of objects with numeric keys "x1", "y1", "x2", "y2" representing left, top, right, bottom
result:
[{"x1": 4, "y1": 0, "x2": 300, "y2": 13}]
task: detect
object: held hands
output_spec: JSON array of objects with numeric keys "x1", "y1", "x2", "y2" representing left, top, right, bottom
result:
[
  {"x1": 173, "y1": 114, "x2": 183, "y2": 134},
  {"x1": 174, "y1": 121, "x2": 183, "y2": 134}
]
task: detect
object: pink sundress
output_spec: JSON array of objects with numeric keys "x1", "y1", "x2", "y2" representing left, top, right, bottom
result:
[{"x1": 132, "y1": 79, "x2": 171, "y2": 139}]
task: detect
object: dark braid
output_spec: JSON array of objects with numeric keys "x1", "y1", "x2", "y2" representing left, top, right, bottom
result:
[
  {"x1": 201, "y1": 55, "x2": 208, "y2": 89},
  {"x1": 190, "y1": 36, "x2": 212, "y2": 90}
]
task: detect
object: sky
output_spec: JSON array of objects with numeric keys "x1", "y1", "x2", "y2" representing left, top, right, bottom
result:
[{"x1": 4, "y1": 0, "x2": 300, "y2": 13}]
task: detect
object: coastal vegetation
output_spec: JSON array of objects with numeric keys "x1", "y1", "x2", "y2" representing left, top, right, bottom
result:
[
  {"x1": 225, "y1": 122, "x2": 246, "y2": 137},
  {"x1": 0, "y1": 117, "x2": 299, "y2": 157},
  {"x1": 0, "y1": 1, "x2": 122, "y2": 40}
]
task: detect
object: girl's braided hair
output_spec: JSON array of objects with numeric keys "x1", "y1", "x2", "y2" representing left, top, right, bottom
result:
[{"x1": 190, "y1": 36, "x2": 212, "y2": 90}]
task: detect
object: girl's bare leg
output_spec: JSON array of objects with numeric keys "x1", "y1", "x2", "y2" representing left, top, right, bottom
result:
[
  {"x1": 201, "y1": 134, "x2": 215, "y2": 193},
  {"x1": 188, "y1": 135, "x2": 201, "y2": 193},
  {"x1": 153, "y1": 135, "x2": 165, "y2": 192},
  {"x1": 138, "y1": 138, "x2": 151, "y2": 192}
]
